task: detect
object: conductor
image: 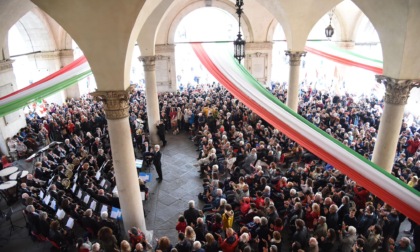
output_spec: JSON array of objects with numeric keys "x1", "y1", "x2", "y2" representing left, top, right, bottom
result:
[{"x1": 153, "y1": 145, "x2": 163, "y2": 182}]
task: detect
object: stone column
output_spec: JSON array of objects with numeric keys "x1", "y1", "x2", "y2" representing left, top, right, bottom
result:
[
  {"x1": 372, "y1": 75, "x2": 420, "y2": 172},
  {"x1": 285, "y1": 51, "x2": 306, "y2": 112},
  {"x1": 91, "y1": 90, "x2": 147, "y2": 234},
  {"x1": 139, "y1": 56, "x2": 161, "y2": 145},
  {"x1": 0, "y1": 59, "x2": 27, "y2": 156}
]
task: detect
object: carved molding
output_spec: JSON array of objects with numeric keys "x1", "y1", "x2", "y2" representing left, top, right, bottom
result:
[
  {"x1": 376, "y1": 75, "x2": 420, "y2": 105},
  {"x1": 246, "y1": 52, "x2": 268, "y2": 83},
  {"x1": 90, "y1": 89, "x2": 130, "y2": 120},
  {"x1": 58, "y1": 49, "x2": 74, "y2": 57},
  {"x1": 156, "y1": 55, "x2": 170, "y2": 61},
  {"x1": 247, "y1": 52, "x2": 267, "y2": 58},
  {"x1": 155, "y1": 44, "x2": 175, "y2": 54},
  {"x1": 33, "y1": 51, "x2": 60, "y2": 60},
  {"x1": 139, "y1": 56, "x2": 156, "y2": 71},
  {"x1": 245, "y1": 42, "x2": 273, "y2": 51},
  {"x1": 0, "y1": 59, "x2": 15, "y2": 72},
  {"x1": 285, "y1": 50, "x2": 306, "y2": 66}
]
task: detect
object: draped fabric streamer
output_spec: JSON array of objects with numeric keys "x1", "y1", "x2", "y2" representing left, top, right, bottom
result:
[
  {"x1": 0, "y1": 56, "x2": 91, "y2": 117},
  {"x1": 191, "y1": 42, "x2": 419, "y2": 224},
  {"x1": 305, "y1": 42, "x2": 383, "y2": 74}
]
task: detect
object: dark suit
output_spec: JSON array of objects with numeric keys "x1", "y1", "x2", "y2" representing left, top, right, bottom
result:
[{"x1": 153, "y1": 150, "x2": 162, "y2": 180}]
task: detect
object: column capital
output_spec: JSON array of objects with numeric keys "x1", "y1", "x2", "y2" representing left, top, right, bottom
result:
[
  {"x1": 285, "y1": 50, "x2": 306, "y2": 66},
  {"x1": 90, "y1": 89, "x2": 130, "y2": 120},
  {"x1": 376, "y1": 75, "x2": 420, "y2": 105},
  {"x1": 139, "y1": 56, "x2": 156, "y2": 71},
  {"x1": 0, "y1": 59, "x2": 14, "y2": 72}
]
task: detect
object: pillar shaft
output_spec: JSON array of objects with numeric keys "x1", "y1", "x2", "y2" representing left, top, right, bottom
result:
[
  {"x1": 139, "y1": 56, "x2": 160, "y2": 145},
  {"x1": 91, "y1": 90, "x2": 146, "y2": 232},
  {"x1": 285, "y1": 51, "x2": 306, "y2": 112},
  {"x1": 372, "y1": 75, "x2": 420, "y2": 172}
]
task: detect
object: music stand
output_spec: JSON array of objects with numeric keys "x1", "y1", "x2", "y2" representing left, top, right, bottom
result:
[{"x1": 6, "y1": 207, "x2": 24, "y2": 236}]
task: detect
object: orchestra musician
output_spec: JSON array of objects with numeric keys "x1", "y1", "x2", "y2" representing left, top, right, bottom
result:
[
  {"x1": 64, "y1": 138, "x2": 76, "y2": 154},
  {"x1": 53, "y1": 143, "x2": 67, "y2": 161},
  {"x1": 42, "y1": 156, "x2": 58, "y2": 170}
]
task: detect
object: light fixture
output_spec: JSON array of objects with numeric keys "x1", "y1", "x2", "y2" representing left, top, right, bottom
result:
[
  {"x1": 234, "y1": 0, "x2": 245, "y2": 63},
  {"x1": 325, "y1": 8, "x2": 335, "y2": 39}
]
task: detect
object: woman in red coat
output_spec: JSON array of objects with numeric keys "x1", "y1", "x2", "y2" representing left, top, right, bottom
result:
[{"x1": 216, "y1": 228, "x2": 239, "y2": 252}]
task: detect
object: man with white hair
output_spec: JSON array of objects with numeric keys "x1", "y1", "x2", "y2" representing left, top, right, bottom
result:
[
  {"x1": 99, "y1": 211, "x2": 118, "y2": 235},
  {"x1": 153, "y1": 144, "x2": 163, "y2": 182},
  {"x1": 192, "y1": 241, "x2": 204, "y2": 252},
  {"x1": 339, "y1": 226, "x2": 358, "y2": 252},
  {"x1": 184, "y1": 200, "x2": 200, "y2": 226}
]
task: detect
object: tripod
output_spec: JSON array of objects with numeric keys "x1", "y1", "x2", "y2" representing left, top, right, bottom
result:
[{"x1": 5, "y1": 207, "x2": 24, "y2": 236}]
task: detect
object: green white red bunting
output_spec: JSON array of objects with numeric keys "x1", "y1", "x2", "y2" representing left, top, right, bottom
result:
[
  {"x1": 191, "y1": 42, "x2": 419, "y2": 224},
  {"x1": 0, "y1": 56, "x2": 91, "y2": 117}
]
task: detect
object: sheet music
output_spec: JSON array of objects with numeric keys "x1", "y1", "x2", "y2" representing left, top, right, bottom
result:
[
  {"x1": 77, "y1": 190, "x2": 82, "y2": 199},
  {"x1": 73, "y1": 173, "x2": 78, "y2": 183},
  {"x1": 43, "y1": 194, "x2": 51, "y2": 205},
  {"x1": 139, "y1": 173, "x2": 150, "y2": 182},
  {"x1": 110, "y1": 207, "x2": 121, "y2": 219},
  {"x1": 90, "y1": 200, "x2": 97, "y2": 210},
  {"x1": 100, "y1": 179, "x2": 106, "y2": 187},
  {"x1": 66, "y1": 217, "x2": 74, "y2": 229},
  {"x1": 95, "y1": 170, "x2": 101, "y2": 180},
  {"x1": 101, "y1": 204, "x2": 108, "y2": 214},
  {"x1": 50, "y1": 199, "x2": 56, "y2": 210},
  {"x1": 39, "y1": 190, "x2": 44, "y2": 199},
  {"x1": 56, "y1": 209, "x2": 65, "y2": 220},
  {"x1": 135, "y1": 159, "x2": 143, "y2": 168},
  {"x1": 71, "y1": 184, "x2": 77, "y2": 193},
  {"x1": 83, "y1": 194, "x2": 90, "y2": 204}
]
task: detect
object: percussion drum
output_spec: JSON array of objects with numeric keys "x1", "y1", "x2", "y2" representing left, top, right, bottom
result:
[
  {"x1": 0, "y1": 166, "x2": 19, "y2": 181},
  {"x1": 0, "y1": 180, "x2": 18, "y2": 205}
]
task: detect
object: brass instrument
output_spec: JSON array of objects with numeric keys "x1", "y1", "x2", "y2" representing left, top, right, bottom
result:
[
  {"x1": 67, "y1": 164, "x2": 74, "y2": 171},
  {"x1": 72, "y1": 158, "x2": 80, "y2": 166},
  {"x1": 64, "y1": 169, "x2": 73, "y2": 179},
  {"x1": 61, "y1": 178, "x2": 71, "y2": 189}
]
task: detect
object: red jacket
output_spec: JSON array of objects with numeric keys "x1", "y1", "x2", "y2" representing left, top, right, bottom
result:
[
  {"x1": 218, "y1": 233, "x2": 239, "y2": 252},
  {"x1": 176, "y1": 221, "x2": 187, "y2": 233}
]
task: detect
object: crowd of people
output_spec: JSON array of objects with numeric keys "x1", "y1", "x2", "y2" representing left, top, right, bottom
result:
[{"x1": 1, "y1": 81, "x2": 419, "y2": 252}]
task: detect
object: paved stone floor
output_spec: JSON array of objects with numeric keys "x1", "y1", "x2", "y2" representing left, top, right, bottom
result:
[{"x1": 0, "y1": 131, "x2": 413, "y2": 251}]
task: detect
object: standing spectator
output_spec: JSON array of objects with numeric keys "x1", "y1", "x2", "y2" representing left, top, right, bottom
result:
[
  {"x1": 222, "y1": 204, "x2": 234, "y2": 232},
  {"x1": 176, "y1": 215, "x2": 187, "y2": 234},
  {"x1": 338, "y1": 226, "x2": 357, "y2": 252},
  {"x1": 292, "y1": 219, "x2": 309, "y2": 250},
  {"x1": 184, "y1": 200, "x2": 200, "y2": 226},
  {"x1": 406, "y1": 134, "x2": 420, "y2": 157},
  {"x1": 215, "y1": 228, "x2": 238, "y2": 252},
  {"x1": 175, "y1": 232, "x2": 192, "y2": 252},
  {"x1": 98, "y1": 226, "x2": 118, "y2": 252},
  {"x1": 157, "y1": 120, "x2": 167, "y2": 147}
]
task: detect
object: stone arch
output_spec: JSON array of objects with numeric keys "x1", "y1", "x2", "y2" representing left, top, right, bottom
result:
[
  {"x1": 351, "y1": 0, "x2": 420, "y2": 78},
  {"x1": 10, "y1": 9, "x2": 57, "y2": 53},
  {"x1": 266, "y1": 18, "x2": 282, "y2": 42},
  {"x1": 165, "y1": 0, "x2": 253, "y2": 45}
]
